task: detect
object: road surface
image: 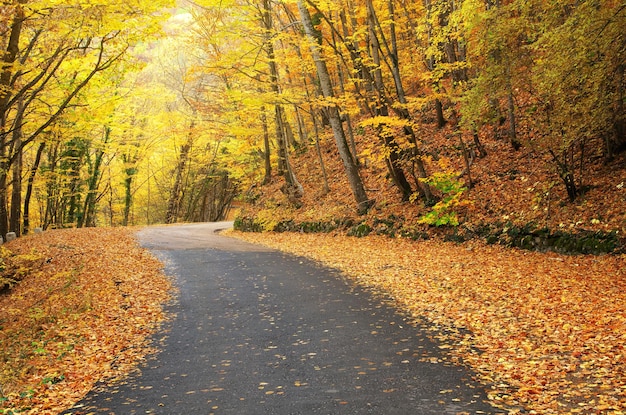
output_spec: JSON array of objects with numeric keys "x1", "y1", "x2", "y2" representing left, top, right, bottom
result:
[{"x1": 62, "y1": 222, "x2": 501, "y2": 415}]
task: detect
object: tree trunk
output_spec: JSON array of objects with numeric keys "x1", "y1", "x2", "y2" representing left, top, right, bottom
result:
[
  {"x1": 65, "y1": 140, "x2": 85, "y2": 227},
  {"x1": 166, "y1": 120, "x2": 194, "y2": 224},
  {"x1": 411, "y1": 0, "x2": 449, "y2": 128},
  {"x1": 274, "y1": 105, "x2": 287, "y2": 174},
  {"x1": 122, "y1": 172, "x2": 133, "y2": 226},
  {"x1": 122, "y1": 152, "x2": 138, "y2": 227},
  {"x1": 366, "y1": 0, "x2": 434, "y2": 203},
  {"x1": 9, "y1": 99, "x2": 24, "y2": 236},
  {"x1": 311, "y1": 106, "x2": 330, "y2": 194},
  {"x1": 549, "y1": 148, "x2": 578, "y2": 201},
  {"x1": 302, "y1": 66, "x2": 330, "y2": 194},
  {"x1": 506, "y1": 73, "x2": 521, "y2": 150},
  {"x1": 472, "y1": 127, "x2": 488, "y2": 158},
  {"x1": 283, "y1": 113, "x2": 298, "y2": 149},
  {"x1": 263, "y1": 0, "x2": 302, "y2": 197},
  {"x1": 331, "y1": 14, "x2": 359, "y2": 165},
  {"x1": 435, "y1": 98, "x2": 446, "y2": 128},
  {"x1": 0, "y1": 171, "x2": 8, "y2": 240},
  {"x1": 294, "y1": 105, "x2": 308, "y2": 144},
  {"x1": 459, "y1": 134, "x2": 473, "y2": 188},
  {"x1": 23, "y1": 141, "x2": 45, "y2": 234},
  {"x1": 607, "y1": 64, "x2": 625, "y2": 160},
  {"x1": 0, "y1": 3, "x2": 25, "y2": 239},
  {"x1": 366, "y1": 4, "x2": 413, "y2": 201},
  {"x1": 260, "y1": 108, "x2": 272, "y2": 185},
  {"x1": 9, "y1": 134, "x2": 22, "y2": 236},
  {"x1": 78, "y1": 127, "x2": 109, "y2": 227},
  {"x1": 298, "y1": 0, "x2": 371, "y2": 214},
  {"x1": 43, "y1": 142, "x2": 60, "y2": 230}
]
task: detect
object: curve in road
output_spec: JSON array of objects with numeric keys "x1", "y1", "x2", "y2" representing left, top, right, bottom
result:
[{"x1": 63, "y1": 222, "x2": 502, "y2": 415}]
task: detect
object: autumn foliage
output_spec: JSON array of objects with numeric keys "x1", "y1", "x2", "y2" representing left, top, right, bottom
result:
[
  {"x1": 0, "y1": 0, "x2": 622, "y2": 235},
  {"x1": 1, "y1": 0, "x2": 625, "y2": 414},
  {"x1": 0, "y1": 228, "x2": 172, "y2": 414}
]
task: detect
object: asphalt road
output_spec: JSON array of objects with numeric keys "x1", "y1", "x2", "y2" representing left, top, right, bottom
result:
[{"x1": 63, "y1": 222, "x2": 501, "y2": 415}]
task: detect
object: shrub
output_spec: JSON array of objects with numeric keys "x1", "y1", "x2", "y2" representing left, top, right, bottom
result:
[{"x1": 417, "y1": 170, "x2": 470, "y2": 227}]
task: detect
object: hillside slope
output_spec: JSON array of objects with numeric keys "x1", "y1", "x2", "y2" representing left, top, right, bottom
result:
[{"x1": 238, "y1": 120, "x2": 626, "y2": 253}]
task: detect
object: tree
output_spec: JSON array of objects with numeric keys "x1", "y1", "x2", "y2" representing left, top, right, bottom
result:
[
  {"x1": 297, "y1": 0, "x2": 372, "y2": 214},
  {"x1": 261, "y1": 0, "x2": 303, "y2": 199},
  {"x1": 0, "y1": 0, "x2": 173, "y2": 237},
  {"x1": 461, "y1": 0, "x2": 625, "y2": 201},
  {"x1": 79, "y1": 126, "x2": 110, "y2": 228},
  {"x1": 529, "y1": 0, "x2": 625, "y2": 199}
]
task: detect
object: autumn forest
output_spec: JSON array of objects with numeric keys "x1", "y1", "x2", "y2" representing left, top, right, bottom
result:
[
  {"x1": 1, "y1": 0, "x2": 626, "y2": 413},
  {"x1": 0, "y1": 0, "x2": 622, "y2": 241}
]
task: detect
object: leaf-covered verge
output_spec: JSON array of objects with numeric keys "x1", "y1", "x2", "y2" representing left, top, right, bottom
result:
[
  {"x1": 0, "y1": 228, "x2": 173, "y2": 415},
  {"x1": 228, "y1": 230, "x2": 626, "y2": 414}
]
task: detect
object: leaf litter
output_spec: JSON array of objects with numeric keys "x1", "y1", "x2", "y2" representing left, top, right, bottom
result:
[
  {"x1": 1, "y1": 224, "x2": 624, "y2": 414},
  {"x1": 0, "y1": 227, "x2": 172, "y2": 414},
  {"x1": 229, "y1": 230, "x2": 626, "y2": 414}
]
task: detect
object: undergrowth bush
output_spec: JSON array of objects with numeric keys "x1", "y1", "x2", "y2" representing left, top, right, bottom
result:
[{"x1": 416, "y1": 162, "x2": 471, "y2": 227}]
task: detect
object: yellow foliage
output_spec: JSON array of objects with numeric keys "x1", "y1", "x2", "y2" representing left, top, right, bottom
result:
[{"x1": 254, "y1": 204, "x2": 295, "y2": 232}]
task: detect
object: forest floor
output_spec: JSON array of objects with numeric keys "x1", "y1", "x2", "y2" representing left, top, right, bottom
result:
[
  {"x1": 0, "y1": 228, "x2": 173, "y2": 415},
  {"x1": 238, "y1": 122, "x2": 626, "y2": 246}
]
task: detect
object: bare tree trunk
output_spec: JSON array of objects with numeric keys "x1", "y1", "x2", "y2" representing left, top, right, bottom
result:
[
  {"x1": 260, "y1": 108, "x2": 272, "y2": 185},
  {"x1": 166, "y1": 120, "x2": 194, "y2": 224},
  {"x1": 298, "y1": 0, "x2": 371, "y2": 214},
  {"x1": 23, "y1": 141, "x2": 45, "y2": 234}
]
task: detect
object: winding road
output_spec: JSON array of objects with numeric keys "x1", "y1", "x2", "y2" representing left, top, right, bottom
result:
[{"x1": 63, "y1": 222, "x2": 500, "y2": 415}]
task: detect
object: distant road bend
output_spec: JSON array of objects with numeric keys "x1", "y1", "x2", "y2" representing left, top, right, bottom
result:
[{"x1": 63, "y1": 222, "x2": 501, "y2": 415}]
